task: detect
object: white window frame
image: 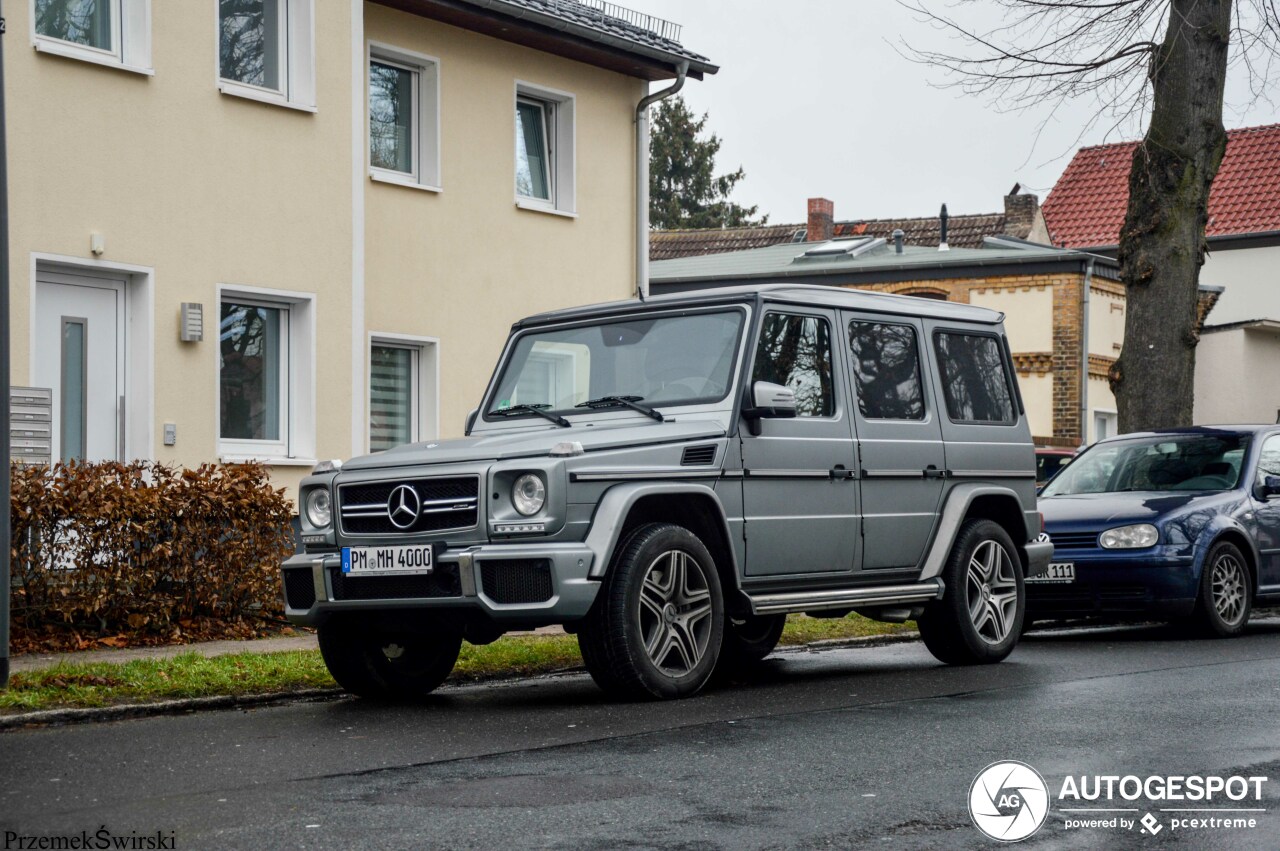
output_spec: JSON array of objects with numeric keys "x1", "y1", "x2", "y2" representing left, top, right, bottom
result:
[
  {"x1": 367, "y1": 42, "x2": 441, "y2": 192},
  {"x1": 514, "y1": 80, "x2": 576, "y2": 217},
  {"x1": 368, "y1": 333, "x2": 438, "y2": 453},
  {"x1": 31, "y1": 0, "x2": 153, "y2": 75},
  {"x1": 217, "y1": 284, "x2": 316, "y2": 466},
  {"x1": 216, "y1": 0, "x2": 316, "y2": 112}
]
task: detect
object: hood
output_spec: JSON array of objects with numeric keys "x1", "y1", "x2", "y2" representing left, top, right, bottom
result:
[
  {"x1": 340, "y1": 419, "x2": 728, "y2": 471},
  {"x1": 1039, "y1": 491, "x2": 1238, "y2": 529}
]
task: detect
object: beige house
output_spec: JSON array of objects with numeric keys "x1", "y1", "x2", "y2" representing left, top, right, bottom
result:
[{"x1": 7, "y1": 0, "x2": 714, "y2": 497}]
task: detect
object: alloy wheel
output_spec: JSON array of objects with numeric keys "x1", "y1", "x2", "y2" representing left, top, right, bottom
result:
[
  {"x1": 1211, "y1": 553, "x2": 1248, "y2": 626},
  {"x1": 638, "y1": 550, "x2": 714, "y2": 675},
  {"x1": 965, "y1": 539, "x2": 1019, "y2": 645}
]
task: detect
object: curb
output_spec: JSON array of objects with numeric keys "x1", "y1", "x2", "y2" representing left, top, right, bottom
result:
[{"x1": 0, "y1": 631, "x2": 923, "y2": 730}]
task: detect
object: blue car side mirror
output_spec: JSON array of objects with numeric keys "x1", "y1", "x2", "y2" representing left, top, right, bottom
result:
[{"x1": 1263, "y1": 475, "x2": 1280, "y2": 499}]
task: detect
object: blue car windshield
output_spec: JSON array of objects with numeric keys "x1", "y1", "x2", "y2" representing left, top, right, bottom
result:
[{"x1": 1041, "y1": 434, "x2": 1249, "y2": 496}]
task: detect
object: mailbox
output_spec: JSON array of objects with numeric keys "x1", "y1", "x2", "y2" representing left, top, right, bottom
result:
[{"x1": 11, "y1": 386, "x2": 52, "y2": 466}]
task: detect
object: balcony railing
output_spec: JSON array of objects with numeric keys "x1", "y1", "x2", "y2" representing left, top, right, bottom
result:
[{"x1": 553, "y1": 0, "x2": 683, "y2": 43}]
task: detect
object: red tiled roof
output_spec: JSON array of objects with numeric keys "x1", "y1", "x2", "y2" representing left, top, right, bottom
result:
[
  {"x1": 650, "y1": 212, "x2": 1006, "y2": 261},
  {"x1": 1042, "y1": 123, "x2": 1280, "y2": 247}
]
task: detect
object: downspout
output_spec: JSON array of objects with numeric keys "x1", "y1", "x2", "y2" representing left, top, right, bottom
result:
[
  {"x1": 1080, "y1": 258, "x2": 1094, "y2": 447},
  {"x1": 636, "y1": 61, "x2": 688, "y2": 301}
]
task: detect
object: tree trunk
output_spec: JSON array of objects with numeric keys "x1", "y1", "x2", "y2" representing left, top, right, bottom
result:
[{"x1": 1111, "y1": 0, "x2": 1232, "y2": 434}]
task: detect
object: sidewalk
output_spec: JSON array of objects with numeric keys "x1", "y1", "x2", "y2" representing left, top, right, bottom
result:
[{"x1": 8, "y1": 626, "x2": 567, "y2": 674}]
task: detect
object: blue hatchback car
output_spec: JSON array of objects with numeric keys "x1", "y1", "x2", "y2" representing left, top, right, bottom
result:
[{"x1": 1031, "y1": 426, "x2": 1280, "y2": 635}]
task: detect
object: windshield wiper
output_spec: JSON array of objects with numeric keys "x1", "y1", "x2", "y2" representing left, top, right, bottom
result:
[
  {"x1": 575, "y1": 395, "x2": 665, "y2": 422},
  {"x1": 488, "y1": 403, "x2": 571, "y2": 427}
]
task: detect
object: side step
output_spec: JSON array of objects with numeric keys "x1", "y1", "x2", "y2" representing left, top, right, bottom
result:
[{"x1": 746, "y1": 579, "x2": 945, "y2": 616}]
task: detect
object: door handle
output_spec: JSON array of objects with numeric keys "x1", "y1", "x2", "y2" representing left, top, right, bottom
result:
[
  {"x1": 923, "y1": 465, "x2": 945, "y2": 480},
  {"x1": 830, "y1": 465, "x2": 856, "y2": 481}
]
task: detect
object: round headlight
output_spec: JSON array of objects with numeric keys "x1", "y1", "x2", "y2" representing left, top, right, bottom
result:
[
  {"x1": 305, "y1": 488, "x2": 332, "y2": 528},
  {"x1": 1099, "y1": 523, "x2": 1158, "y2": 549},
  {"x1": 512, "y1": 473, "x2": 546, "y2": 516}
]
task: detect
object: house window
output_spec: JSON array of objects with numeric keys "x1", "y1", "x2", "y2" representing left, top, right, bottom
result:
[
  {"x1": 370, "y1": 343, "x2": 417, "y2": 451},
  {"x1": 515, "y1": 82, "x2": 575, "y2": 214},
  {"x1": 368, "y1": 44, "x2": 441, "y2": 189},
  {"x1": 218, "y1": 288, "x2": 315, "y2": 462},
  {"x1": 218, "y1": 0, "x2": 316, "y2": 109},
  {"x1": 32, "y1": 0, "x2": 152, "y2": 72}
]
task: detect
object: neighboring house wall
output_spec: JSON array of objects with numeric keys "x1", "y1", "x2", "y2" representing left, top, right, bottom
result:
[
  {"x1": 1195, "y1": 325, "x2": 1280, "y2": 424},
  {"x1": 8, "y1": 1, "x2": 647, "y2": 498},
  {"x1": 1200, "y1": 244, "x2": 1280, "y2": 325},
  {"x1": 8, "y1": 0, "x2": 355, "y2": 498},
  {"x1": 362, "y1": 3, "x2": 641, "y2": 446}
]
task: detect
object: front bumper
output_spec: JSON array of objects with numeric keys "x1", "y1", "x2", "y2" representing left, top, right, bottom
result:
[
  {"x1": 280, "y1": 542, "x2": 598, "y2": 627},
  {"x1": 1025, "y1": 545, "x2": 1198, "y2": 618}
]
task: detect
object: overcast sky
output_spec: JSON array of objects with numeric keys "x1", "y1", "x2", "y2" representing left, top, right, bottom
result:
[{"x1": 631, "y1": 0, "x2": 1280, "y2": 225}]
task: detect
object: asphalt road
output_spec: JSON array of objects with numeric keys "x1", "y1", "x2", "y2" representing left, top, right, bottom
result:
[{"x1": 3, "y1": 621, "x2": 1280, "y2": 850}]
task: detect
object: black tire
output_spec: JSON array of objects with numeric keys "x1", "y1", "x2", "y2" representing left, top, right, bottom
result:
[
  {"x1": 918, "y1": 518, "x2": 1025, "y2": 665},
  {"x1": 578, "y1": 523, "x2": 725, "y2": 700},
  {"x1": 1187, "y1": 540, "x2": 1252, "y2": 637},
  {"x1": 318, "y1": 618, "x2": 462, "y2": 700},
  {"x1": 718, "y1": 614, "x2": 787, "y2": 674}
]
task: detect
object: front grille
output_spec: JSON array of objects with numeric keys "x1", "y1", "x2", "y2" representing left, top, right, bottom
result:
[
  {"x1": 480, "y1": 559, "x2": 554, "y2": 604},
  {"x1": 681, "y1": 444, "x2": 718, "y2": 466},
  {"x1": 1049, "y1": 531, "x2": 1102, "y2": 550},
  {"x1": 1027, "y1": 584, "x2": 1151, "y2": 612},
  {"x1": 328, "y1": 564, "x2": 461, "y2": 600},
  {"x1": 283, "y1": 568, "x2": 316, "y2": 610},
  {"x1": 339, "y1": 476, "x2": 479, "y2": 535}
]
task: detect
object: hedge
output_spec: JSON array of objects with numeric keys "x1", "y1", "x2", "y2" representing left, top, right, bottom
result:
[{"x1": 9, "y1": 460, "x2": 295, "y2": 643}]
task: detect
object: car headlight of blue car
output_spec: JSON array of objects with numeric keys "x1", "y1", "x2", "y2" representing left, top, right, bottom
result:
[{"x1": 1099, "y1": 523, "x2": 1159, "y2": 549}]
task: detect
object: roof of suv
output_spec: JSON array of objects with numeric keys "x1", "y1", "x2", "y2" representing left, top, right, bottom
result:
[{"x1": 515, "y1": 284, "x2": 1005, "y2": 329}]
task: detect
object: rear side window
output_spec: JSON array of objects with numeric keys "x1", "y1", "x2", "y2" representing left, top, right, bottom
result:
[
  {"x1": 753, "y1": 313, "x2": 834, "y2": 417},
  {"x1": 934, "y1": 331, "x2": 1015, "y2": 425},
  {"x1": 848, "y1": 321, "x2": 925, "y2": 420}
]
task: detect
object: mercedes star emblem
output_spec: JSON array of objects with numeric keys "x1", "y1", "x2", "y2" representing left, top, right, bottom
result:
[{"x1": 386, "y1": 484, "x2": 421, "y2": 529}]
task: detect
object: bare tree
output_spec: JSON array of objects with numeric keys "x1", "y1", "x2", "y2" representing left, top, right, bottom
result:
[{"x1": 903, "y1": 0, "x2": 1280, "y2": 434}]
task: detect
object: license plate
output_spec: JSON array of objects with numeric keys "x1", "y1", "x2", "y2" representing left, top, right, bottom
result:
[
  {"x1": 1027, "y1": 562, "x2": 1075, "y2": 584},
  {"x1": 341, "y1": 544, "x2": 434, "y2": 576}
]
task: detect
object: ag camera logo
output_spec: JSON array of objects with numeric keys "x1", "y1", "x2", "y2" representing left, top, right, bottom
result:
[{"x1": 969, "y1": 761, "x2": 1050, "y2": 842}]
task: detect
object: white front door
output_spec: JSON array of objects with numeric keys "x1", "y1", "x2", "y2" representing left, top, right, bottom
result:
[{"x1": 35, "y1": 270, "x2": 126, "y2": 462}]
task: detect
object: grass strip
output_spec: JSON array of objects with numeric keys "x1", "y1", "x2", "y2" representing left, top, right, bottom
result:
[{"x1": 0, "y1": 615, "x2": 913, "y2": 714}]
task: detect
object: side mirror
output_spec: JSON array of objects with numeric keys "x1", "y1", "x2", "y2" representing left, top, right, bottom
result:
[
  {"x1": 742, "y1": 381, "x2": 797, "y2": 435},
  {"x1": 1261, "y1": 475, "x2": 1280, "y2": 500},
  {"x1": 464, "y1": 408, "x2": 479, "y2": 435}
]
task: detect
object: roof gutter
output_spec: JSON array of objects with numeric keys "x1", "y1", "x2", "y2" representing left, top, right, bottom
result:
[
  {"x1": 636, "y1": 61, "x2": 688, "y2": 300},
  {"x1": 1080, "y1": 258, "x2": 1094, "y2": 447}
]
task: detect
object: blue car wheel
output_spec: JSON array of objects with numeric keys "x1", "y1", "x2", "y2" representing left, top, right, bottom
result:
[{"x1": 1187, "y1": 540, "x2": 1252, "y2": 637}]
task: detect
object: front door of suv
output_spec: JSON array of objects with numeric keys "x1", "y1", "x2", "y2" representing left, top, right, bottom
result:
[
  {"x1": 740, "y1": 308, "x2": 860, "y2": 576},
  {"x1": 842, "y1": 313, "x2": 946, "y2": 570}
]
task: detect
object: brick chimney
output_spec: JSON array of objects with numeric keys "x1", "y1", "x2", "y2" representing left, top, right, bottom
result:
[
  {"x1": 1003, "y1": 190, "x2": 1041, "y2": 239},
  {"x1": 807, "y1": 197, "x2": 834, "y2": 243}
]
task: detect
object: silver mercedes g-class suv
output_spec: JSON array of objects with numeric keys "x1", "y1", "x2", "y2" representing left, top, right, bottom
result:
[{"x1": 281, "y1": 284, "x2": 1052, "y2": 700}]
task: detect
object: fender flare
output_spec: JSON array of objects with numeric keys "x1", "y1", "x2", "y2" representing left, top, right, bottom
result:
[
  {"x1": 918, "y1": 483, "x2": 1031, "y2": 581},
  {"x1": 584, "y1": 482, "x2": 740, "y2": 586},
  {"x1": 1193, "y1": 515, "x2": 1261, "y2": 592}
]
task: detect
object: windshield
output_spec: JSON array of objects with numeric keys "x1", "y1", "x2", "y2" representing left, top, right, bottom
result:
[
  {"x1": 487, "y1": 310, "x2": 745, "y2": 419},
  {"x1": 1041, "y1": 433, "x2": 1249, "y2": 496}
]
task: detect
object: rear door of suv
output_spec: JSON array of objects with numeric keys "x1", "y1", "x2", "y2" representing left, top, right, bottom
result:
[{"x1": 841, "y1": 311, "x2": 947, "y2": 571}]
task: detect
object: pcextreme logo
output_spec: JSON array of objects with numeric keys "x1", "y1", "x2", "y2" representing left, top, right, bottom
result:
[{"x1": 968, "y1": 761, "x2": 1051, "y2": 842}]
